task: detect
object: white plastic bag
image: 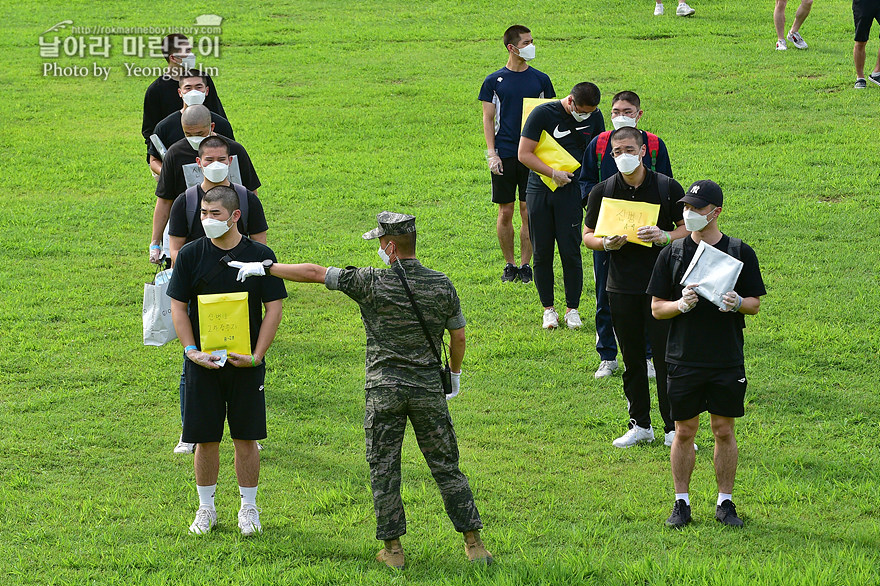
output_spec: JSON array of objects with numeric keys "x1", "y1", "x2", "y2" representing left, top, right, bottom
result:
[{"x1": 143, "y1": 268, "x2": 177, "y2": 346}]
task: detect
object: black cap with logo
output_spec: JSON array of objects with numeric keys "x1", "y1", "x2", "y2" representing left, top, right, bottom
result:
[{"x1": 679, "y1": 180, "x2": 723, "y2": 207}]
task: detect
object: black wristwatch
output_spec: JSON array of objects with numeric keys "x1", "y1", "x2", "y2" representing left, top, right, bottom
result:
[{"x1": 261, "y1": 259, "x2": 274, "y2": 272}]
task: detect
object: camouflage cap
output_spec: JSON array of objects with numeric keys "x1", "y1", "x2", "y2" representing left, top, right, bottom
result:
[{"x1": 362, "y1": 211, "x2": 417, "y2": 240}]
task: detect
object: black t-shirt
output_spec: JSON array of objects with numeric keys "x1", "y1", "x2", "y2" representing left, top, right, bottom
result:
[
  {"x1": 521, "y1": 100, "x2": 604, "y2": 193},
  {"x1": 148, "y1": 110, "x2": 235, "y2": 160},
  {"x1": 647, "y1": 234, "x2": 766, "y2": 368},
  {"x1": 155, "y1": 135, "x2": 261, "y2": 200},
  {"x1": 167, "y1": 237, "x2": 287, "y2": 353},
  {"x1": 168, "y1": 185, "x2": 268, "y2": 241},
  {"x1": 142, "y1": 75, "x2": 226, "y2": 142},
  {"x1": 584, "y1": 171, "x2": 685, "y2": 294}
]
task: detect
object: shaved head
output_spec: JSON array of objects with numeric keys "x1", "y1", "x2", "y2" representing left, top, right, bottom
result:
[{"x1": 181, "y1": 104, "x2": 212, "y2": 130}]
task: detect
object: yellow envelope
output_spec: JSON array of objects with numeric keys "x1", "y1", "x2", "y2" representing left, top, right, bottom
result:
[
  {"x1": 521, "y1": 98, "x2": 581, "y2": 192},
  {"x1": 198, "y1": 292, "x2": 251, "y2": 355},
  {"x1": 594, "y1": 198, "x2": 660, "y2": 248}
]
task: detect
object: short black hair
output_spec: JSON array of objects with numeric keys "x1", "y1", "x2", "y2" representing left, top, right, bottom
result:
[
  {"x1": 390, "y1": 232, "x2": 416, "y2": 256},
  {"x1": 612, "y1": 91, "x2": 641, "y2": 109},
  {"x1": 571, "y1": 82, "x2": 601, "y2": 108},
  {"x1": 198, "y1": 135, "x2": 230, "y2": 158},
  {"x1": 179, "y1": 70, "x2": 209, "y2": 87},
  {"x1": 503, "y1": 25, "x2": 531, "y2": 48},
  {"x1": 610, "y1": 126, "x2": 644, "y2": 147},
  {"x1": 162, "y1": 34, "x2": 189, "y2": 62},
  {"x1": 203, "y1": 185, "x2": 239, "y2": 213}
]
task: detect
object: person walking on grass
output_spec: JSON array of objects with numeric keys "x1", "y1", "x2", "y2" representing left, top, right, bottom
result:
[
  {"x1": 853, "y1": 0, "x2": 880, "y2": 88},
  {"x1": 774, "y1": 0, "x2": 813, "y2": 51},
  {"x1": 647, "y1": 180, "x2": 766, "y2": 528},
  {"x1": 167, "y1": 187, "x2": 286, "y2": 536},
  {"x1": 654, "y1": 1, "x2": 696, "y2": 16},
  {"x1": 479, "y1": 24, "x2": 555, "y2": 284},
  {"x1": 227, "y1": 212, "x2": 492, "y2": 570},
  {"x1": 582, "y1": 127, "x2": 688, "y2": 449}
]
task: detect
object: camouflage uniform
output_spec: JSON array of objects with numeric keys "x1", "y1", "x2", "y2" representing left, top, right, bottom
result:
[{"x1": 323, "y1": 212, "x2": 483, "y2": 540}]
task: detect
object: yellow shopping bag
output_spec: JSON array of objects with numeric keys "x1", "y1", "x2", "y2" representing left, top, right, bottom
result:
[
  {"x1": 197, "y1": 292, "x2": 251, "y2": 355},
  {"x1": 594, "y1": 198, "x2": 660, "y2": 248},
  {"x1": 521, "y1": 98, "x2": 581, "y2": 192}
]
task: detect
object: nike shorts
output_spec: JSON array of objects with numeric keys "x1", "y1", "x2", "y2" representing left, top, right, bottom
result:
[
  {"x1": 666, "y1": 364, "x2": 747, "y2": 421},
  {"x1": 853, "y1": 0, "x2": 880, "y2": 42},
  {"x1": 182, "y1": 358, "x2": 267, "y2": 443},
  {"x1": 491, "y1": 158, "x2": 530, "y2": 204}
]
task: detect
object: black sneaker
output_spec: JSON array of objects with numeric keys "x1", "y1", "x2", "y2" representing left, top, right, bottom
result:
[
  {"x1": 501, "y1": 263, "x2": 519, "y2": 282},
  {"x1": 519, "y1": 264, "x2": 533, "y2": 284},
  {"x1": 665, "y1": 499, "x2": 691, "y2": 528},
  {"x1": 869, "y1": 72, "x2": 880, "y2": 87},
  {"x1": 855, "y1": 78, "x2": 867, "y2": 89},
  {"x1": 715, "y1": 499, "x2": 744, "y2": 527}
]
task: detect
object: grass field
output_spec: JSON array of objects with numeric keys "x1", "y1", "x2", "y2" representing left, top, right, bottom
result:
[{"x1": 2, "y1": 1, "x2": 879, "y2": 584}]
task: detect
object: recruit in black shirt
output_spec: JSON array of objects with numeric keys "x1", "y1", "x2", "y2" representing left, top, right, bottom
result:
[
  {"x1": 155, "y1": 135, "x2": 261, "y2": 200},
  {"x1": 142, "y1": 75, "x2": 226, "y2": 142},
  {"x1": 584, "y1": 170, "x2": 685, "y2": 294},
  {"x1": 168, "y1": 185, "x2": 268, "y2": 242},
  {"x1": 167, "y1": 237, "x2": 288, "y2": 353},
  {"x1": 148, "y1": 110, "x2": 235, "y2": 160},
  {"x1": 647, "y1": 234, "x2": 766, "y2": 368}
]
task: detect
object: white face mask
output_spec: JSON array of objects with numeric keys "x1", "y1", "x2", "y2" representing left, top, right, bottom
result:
[
  {"x1": 683, "y1": 208, "x2": 714, "y2": 232},
  {"x1": 179, "y1": 54, "x2": 196, "y2": 70},
  {"x1": 614, "y1": 153, "x2": 641, "y2": 175},
  {"x1": 203, "y1": 161, "x2": 229, "y2": 183},
  {"x1": 186, "y1": 135, "x2": 208, "y2": 150},
  {"x1": 572, "y1": 109, "x2": 592, "y2": 122},
  {"x1": 377, "y1": 243, "x2": 391, "y2": 265},
  {"x1": 202, "y1": 217, "x2": 232, "y2": 239},
  {"x1": 517, "y1": 44, "x2": 536, "y2": 61},
  {"x1": 611, "y1": 115, "x2": 638, "y2": 130},
  {"x1": 182, "y1": 89, "x2": 206, "y2": 106}
]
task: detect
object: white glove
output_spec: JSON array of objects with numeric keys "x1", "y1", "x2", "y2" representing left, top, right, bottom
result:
[
  {"x1": 486, "y1": 149, "x2": 503, "y2": 175},
  {"x1": 550, "y1": 169, "x2": 573, "y2": 186},
  {"x1": 446, "y1": 371, "x2": 462, "y2": 400},
  {"x1": 678, "y1": 284, "x2": 699, "y2": 313},
  {"x1": 719, "y1": 291, "x2": 742, "y2": 313},
  {"x1": 228, "y1": 261, "x2": 265, "y2": 282}
]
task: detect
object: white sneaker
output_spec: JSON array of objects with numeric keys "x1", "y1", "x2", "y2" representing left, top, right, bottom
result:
[
  {"x1": 654, "y1": 3, "x2": 664, "y2": 15},
  {"x1": 676, "y1": 2, "x2": 695, "y2": 16},
  {"x1": 595, "y1": 359, "x2": 619, "y2": 379},
  {"x1": 646, "y1": 359, "x2": 656, "y2": 379},
  {"x1": 564, "y1": 309, "x2": 582, "y2": 329},
  {"x1": 174, "y1": 436, "x2": 195, "y2": 454},
  {"x1": 787, "y1": 31, "x2": 807, "y2": 49},
  {"x1": 664, "y1": 430, "x2": 698, "y2": 451},
  {"x1": 776, "y1": 39, "x2": 787, "y2": 51},
  {"x1": 542, "y1": 308, "x2": 559, "y2": 329},
  {"x1": 612, "y1": 423, "x2": 655, "y2": 448},
  {"x1": 238, "y1": 504, "x2": 262, "y2": 536},
  {"x1": 189, "y1": 505, "x2": 217, "y2": 535}
]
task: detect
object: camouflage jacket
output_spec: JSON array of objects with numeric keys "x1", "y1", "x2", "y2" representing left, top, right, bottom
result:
[{"x1": 325, "y1": 259, "x2": 466, "y2": 390}]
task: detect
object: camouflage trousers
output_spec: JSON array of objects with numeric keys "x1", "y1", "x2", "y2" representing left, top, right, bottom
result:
[{"x1": 364, "y1": 385, "x2": 483, "y2": 540}]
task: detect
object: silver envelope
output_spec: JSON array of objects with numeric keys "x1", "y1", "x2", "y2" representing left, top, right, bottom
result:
[{"x1": 679, "y1": 240, "x2": 744, "y2": 308}]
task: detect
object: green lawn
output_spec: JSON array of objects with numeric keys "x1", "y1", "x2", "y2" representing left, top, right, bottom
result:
[{"x1": 1, "y1": 1, "x2": 879, "y2": 584}]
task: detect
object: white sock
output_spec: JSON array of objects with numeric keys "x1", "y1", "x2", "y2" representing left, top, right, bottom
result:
[
  {"x1": 197, "y1": 484, "x2": 216, "y2": 509},
  {"x1": 675, "y1": 493, "x2": 690, "y2": 505},
  {"x1": 717, "y1": 493, "x2": 732, "y2": 506},
  {"x1": 240, "y1": 485, "x2": 258, "y2": 507}
]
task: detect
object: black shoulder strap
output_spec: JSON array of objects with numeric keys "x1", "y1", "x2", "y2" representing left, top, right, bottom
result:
[
  {"x1": 727, "y1": 237, "x2": 743, "y2": 259},
  {"x1": 602, "y1": 175, "x2": 616, "y2": 199},
  {"x1": 656, "y1": 172, "x2": 672, "y2": 229},
  {"x1": 195, "y1": 238, "x2": 253, "y2": 290},
  {"x1": 669, "y1": 237, "x2": 686, "y2": 283},
  {"x1": 231, "y1": 183, "x2": 250, "y2": 234},
  {"x1": 391, "y1": 264, "x2": 446, "y2": 367},
  {"x1": 185, "y1": 185, "x2": 200, "y2": 235}
]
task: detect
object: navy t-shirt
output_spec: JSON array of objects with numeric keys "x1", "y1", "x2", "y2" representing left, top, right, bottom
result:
[{"x1": 478, "y1": 67, "x2": 555, "y2": 159}]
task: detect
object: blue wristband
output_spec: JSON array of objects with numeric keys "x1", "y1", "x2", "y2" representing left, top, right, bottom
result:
[
  {"x1": 150, "y1": 244, "x2": 162, "y2": 250},
  {"x1": 184, "y1": 345, "x2": 198, "y2": 353}
]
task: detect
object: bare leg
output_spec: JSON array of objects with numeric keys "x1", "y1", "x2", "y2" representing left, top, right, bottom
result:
[
  {"x1": 710, "y1": 414, "x2": 738, "y2": 494},
  {"x1": 194, "y1": 442, "x2": 220, "y2": 486},
  {"x1": 233, "y1": 439, "x2": 260, "y2": 487},
  {"x1": 773, "y1": 0, "x2": 788, "y2": 41},
  {"x1": 670, "y1": 417, "x2": 699, "y2": 493},
  {"x1": 790, "y1": 0, "x2": 812, "y2": 34},
  {"x1": 518, "y1": 200, "x2": 532, "y2": 266},
  {"x1": 497, "y1": 203, "x2": 515, "y2": 265},
  {"x1": 855, "y1": 41, "x2": 867, "y2": 79}
]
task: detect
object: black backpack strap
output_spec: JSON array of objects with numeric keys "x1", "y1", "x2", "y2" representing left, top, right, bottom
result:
[
  {"x1": 602, "y1": 174, "x2": 616, "y2": 200},
  {"x1": 727, "y1": 237, "x2": 743, "y2": 259},
  {"x1": 185, "y1": 185, "x2": 200, "y2": 236},
  {"x1": 669, "y1": 237, "x2": 686, "y2": 284},
  {"x1": 231, "y1": 183, "x2": 250, "y2": 234},
  {"x1": 656, "y1": 172, "x2": 672, "y2": 230},
  {"x1": 195, "y1": 238, "x2": 253, "y2": 290}
]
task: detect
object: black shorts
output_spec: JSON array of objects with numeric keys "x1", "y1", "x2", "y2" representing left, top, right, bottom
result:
[
  {"x1": 491, "y1": 158, "x2": 530, "y2": 204},
  {"x1": 182, "y1": 358, "x2": 267, "y2": 443},
  {"x1": 667, "y1": 364, "x2": 747, "y2": 421},
  {"x1": 854, "y1": 0, "x2": 880, "y2": 42}
]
